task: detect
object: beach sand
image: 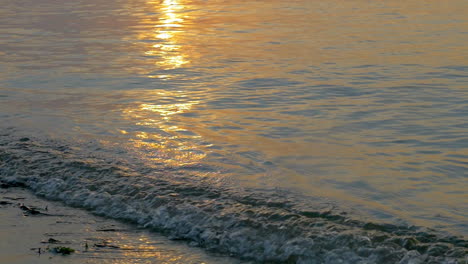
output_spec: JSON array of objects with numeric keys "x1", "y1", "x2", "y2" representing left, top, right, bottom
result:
[{"x1": 0, "y1": 187, "x2": 239, "y2": 264}]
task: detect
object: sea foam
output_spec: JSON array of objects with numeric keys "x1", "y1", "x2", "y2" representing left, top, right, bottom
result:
[{"x1": 0, "y1": 132, "x2": 466, "y2": 263}]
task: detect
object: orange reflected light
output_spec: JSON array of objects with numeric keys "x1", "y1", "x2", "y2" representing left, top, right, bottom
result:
[
  {"x1": 129, "y1": 0, "x2": 194, "y2": 77},
  {"x1": 119, "y1": 1, "x2": 207, "y2": 168},
  {"x1": 112, "y1": 235, "x2": 185, "y2": 263},
  {"x1": 140, "y1": 102, "x2": 194, "y2": 117},
  {"x1": 121, "y1": 90, "x2": 205, "y2": 167},
  {"x1": 150, "y1": 0, "x2": 189, "y2": 72}
]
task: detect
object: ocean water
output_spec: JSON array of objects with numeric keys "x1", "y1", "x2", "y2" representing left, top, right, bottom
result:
[{"x1": 0, "y1": 0, "x2": 467, "y2": 263}]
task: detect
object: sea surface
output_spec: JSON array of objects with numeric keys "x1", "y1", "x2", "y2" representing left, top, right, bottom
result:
[{"x1": 0, "y1": 0, "x2": 467, "y2": 263}]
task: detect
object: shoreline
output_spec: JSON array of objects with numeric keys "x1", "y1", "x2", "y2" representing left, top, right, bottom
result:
[
  {"x1": 0, "y1": 186, "x2": 239, "y2": 264},
  {"x1": 0, "y1": 134, "x2": 466, "y2": 263}
]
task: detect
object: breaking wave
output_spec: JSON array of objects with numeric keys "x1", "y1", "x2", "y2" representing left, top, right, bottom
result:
[{"x1": 0, "y1": 130, "x2": 466, "y2": 263}]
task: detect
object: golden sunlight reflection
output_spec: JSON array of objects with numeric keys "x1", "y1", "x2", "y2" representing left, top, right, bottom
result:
[
  {"x1": 142, "y1": 0, "x2": 189, "y2": 74},
  {"x1": 106, "y1": 235, "x2": 187, "y2": 263},
  {"x1": 121, "y1": 90, "x2": 206, "y2": 168}
]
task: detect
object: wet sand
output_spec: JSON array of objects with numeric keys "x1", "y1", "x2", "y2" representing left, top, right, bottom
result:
[{"x1": 0, "y1": 187, "x2": 239, "y2": 264}]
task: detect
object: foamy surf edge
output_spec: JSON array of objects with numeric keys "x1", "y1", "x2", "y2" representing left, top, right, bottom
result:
[{"x1": 0, "y1": 132, "x2": 466, "y2": 263}]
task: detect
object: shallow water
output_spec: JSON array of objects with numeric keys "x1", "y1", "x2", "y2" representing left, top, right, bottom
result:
[
  {"x1": 0, "y1": 188, "x2": 238, "y2": 264},
  {"x1": 0, "y1": 0, "x2": 467, "y2": 262}
]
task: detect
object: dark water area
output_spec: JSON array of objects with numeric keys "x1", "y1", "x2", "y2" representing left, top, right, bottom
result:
[{"x1": 1, "y1": 0, "x2": 467, "y2": 263}]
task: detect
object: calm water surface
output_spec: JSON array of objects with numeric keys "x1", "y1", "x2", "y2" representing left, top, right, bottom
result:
[{"x1": 1, "y1": 0, "x2": 467, "y2": 252}]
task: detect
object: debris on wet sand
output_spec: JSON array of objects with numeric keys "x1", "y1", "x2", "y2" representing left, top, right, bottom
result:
[{"x1": 0, "y1": 187, "x2": 240, "y2": 264}]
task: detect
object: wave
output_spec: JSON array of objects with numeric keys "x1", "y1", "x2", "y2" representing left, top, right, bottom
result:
[{"x1": 0, "y1": 130, "x2": 466, "y2": 263}]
